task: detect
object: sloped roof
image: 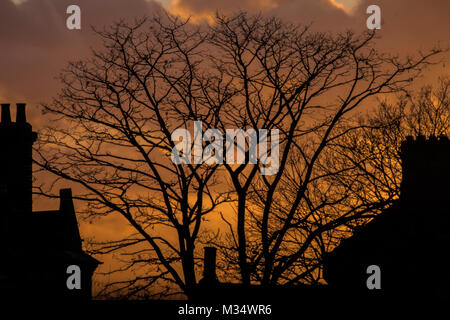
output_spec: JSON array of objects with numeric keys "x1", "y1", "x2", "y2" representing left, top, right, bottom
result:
[{"x1": 28, "y1": 209, "x2": 100, "y2": 265}]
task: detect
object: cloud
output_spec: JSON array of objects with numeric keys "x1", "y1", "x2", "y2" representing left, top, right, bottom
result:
[
  {"x1": 164, "y1": 0, "x2": 450, "y2": 55},
  {"x1": 167, "y1": 0, "x2": 279, "y2": 23},
  {"x1": 357, "y1": 0, "x2": 450, "y2": 50},
  {"x1": 0, "y1": 0, "x2": 162, "y2": 106},
  {"x1": 165, "y1": 0, "x2": 355, "y2": 26},
  {"x1": 333, "y1": 0, "x2": 362, "y2": 14}
]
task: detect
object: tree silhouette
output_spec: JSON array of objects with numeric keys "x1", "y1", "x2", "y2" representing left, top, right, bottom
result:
[
  {"x1": 35, "y1": 13, "x2": 231, "y2": 299},
  {"x1": 34, "y1": 10, "x2": 444, "y2": 297},
  {"x1": 206, "y1": 13, "x2": 444, "y2": 287}
]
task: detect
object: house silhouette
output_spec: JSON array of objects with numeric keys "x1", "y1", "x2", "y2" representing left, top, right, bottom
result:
[
  {"x1": 0, "y1": 103, "x2": 100, "y2": 300},
  {"x1": 324, "y1": 134, "x2": 450, "y2": 298}
]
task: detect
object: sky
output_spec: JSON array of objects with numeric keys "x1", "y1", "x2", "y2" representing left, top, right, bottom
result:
[
  {"x1": 1, "y1": 0, "x2": 449, "y2": 113},
  {"x1": 1, "y1": 0, "x2": 449, "y2": 295}
]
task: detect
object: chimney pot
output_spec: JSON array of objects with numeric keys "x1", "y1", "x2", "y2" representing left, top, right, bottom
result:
[
  {"x1": 417, "y1": 135, "x2": 426, "y2": 142},
  {"x1": 1, "y1": 104, "x2": 11, "y2": 123},
  {"x1": 203, "y1": 247, "x2": 217, "y2": 282},
  {"x1": 16, "y1": 103, "x2": 26, "y2": 123},
  {"x1": 60, "y1": 188, "x2": 73, "y2": 200}
]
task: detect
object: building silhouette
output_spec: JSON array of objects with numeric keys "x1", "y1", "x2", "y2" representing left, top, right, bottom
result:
[
  {"x1": 324, "y1": 134, "x2": 450, "y2": 298},
  {"x1": 0, "y1": 103, "x2": 100, "y2": 300}
]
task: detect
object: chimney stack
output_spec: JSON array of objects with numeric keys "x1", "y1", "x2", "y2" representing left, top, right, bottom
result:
[
  {"x1": 59, "y1": 188, "x2": 83, "y2": 251},
  {"x1": 0, "y1": 102, "x2": 37, "y2": 215},
  {"x1": 400, "y1": 135, "x2": 450, "y2": 211},
  {"x1": 59, "y1": 188, "x2": 75, "y2": 215},
  {"x1": 1, "y1": 104, "x2": 11, "y2": 123},
  {"x1": 203, "y1": 247, "x2": 217, "y2": 282},
  {"x1": 16, "y1": 103, "x2": 27, "y2": 123}
]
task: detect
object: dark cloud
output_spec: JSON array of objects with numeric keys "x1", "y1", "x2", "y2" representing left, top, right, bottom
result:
[
  {"x1": 0, "y1": 0, "x2": 162, "y2": 107},
  {"x1": 268, "y1": 0, "x2": 450, "y2": 83},
  {"x1": 355, "y1": 0, "x2": 450, "y2": 51}
]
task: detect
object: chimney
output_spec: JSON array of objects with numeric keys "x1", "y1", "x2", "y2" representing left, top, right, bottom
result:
[
  {"x1": 16, "y1": 103, "x2": 27, "y2": 123},
  {"x1": 59, "y1": 188, "x2": 75, "y2": 216},
  {"x1": 59, "y1": 188, "x2": 83, "y2": 251},
  {"x1": 60, "y1": 188, "x2": 73, "y2": 201},
  {"x1": 400, "y1": 135, "x2": 450, "y2": 211},
  {"x1": 203, "y1": 247, "x2": 217, "y2": 282},
  {"x1": 0, "y1": 102, "x2": 37, "y2": 215},
  {"x1": 1, "y1": 104, "x2": 11, "y2": 123}
]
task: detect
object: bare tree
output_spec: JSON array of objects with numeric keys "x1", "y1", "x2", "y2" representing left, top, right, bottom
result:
[
  {"x1": 34, "y1": 14, "x2": 232, "y2": 299},
  {"x1": 205, "y1": 13, "x2": 444, "y2": 286},
  {"x1": 34, "y1": 10, "x2": 445, "y2": 297}
]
